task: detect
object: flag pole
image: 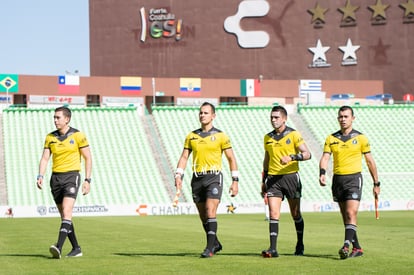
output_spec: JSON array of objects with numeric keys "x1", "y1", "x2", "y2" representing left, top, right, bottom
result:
[
  {"x1": 152, "y1": 77, "x2": 156, "y2": 106},
  {"x1": 6, "y1": 87, "x2": 9, "y2": 107}
]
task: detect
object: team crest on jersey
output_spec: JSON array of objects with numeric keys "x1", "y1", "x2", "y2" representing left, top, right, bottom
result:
[
  {"x1": 70, "y1": 139, "x2": 74, "y2": 144},
  {"x1": 286, "y1": 138, "x2": 291, "y2": 145},
  {"x1": 352, "y1": 139, "x2": 357, "y2": 144},
  {"x1": 210, "y1": 136, "x2": 216, "y2": 141}
]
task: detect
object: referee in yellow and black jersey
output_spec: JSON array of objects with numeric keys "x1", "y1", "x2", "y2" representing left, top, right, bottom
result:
[
  {"x1": 36, "y1": 106, "x2": 92, "y2": 259},
  {"x1": 261, "y1": 105, "x2": 311, "y2": 258},
  {"x1": 319, "y1": 105, "x2": 380, "y2": 259},
  {"x1": 175, "y1": 102, "x2": 239, "y2": 258}
]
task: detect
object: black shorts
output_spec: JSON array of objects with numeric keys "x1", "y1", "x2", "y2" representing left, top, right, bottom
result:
[
  {"x1": 332, "y1": 173, "x2": 363, "y2": 202},
  {"x1": 50, "y1": 172, "x2": 81, "y2": 204},
  {"x1": 191, "y1": 172, "x2": 223, "y2": 203},
  {"x1": 264, "y1": 172, "x2": 302, "y2": 200}
]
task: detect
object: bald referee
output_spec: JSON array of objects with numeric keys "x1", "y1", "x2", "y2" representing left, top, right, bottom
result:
[
  {"x1": 261, "y1": 105, "x2": 311, "y2": 258},
  {"x1": 37, "y1": 106, "x2": 92, "y2": 259},
  {"x1": 319, "y1": 105, "x2": 380, "y2": 259},
  {"x1": 174, "y1": 102, "x2": 239, "y2": 258}
]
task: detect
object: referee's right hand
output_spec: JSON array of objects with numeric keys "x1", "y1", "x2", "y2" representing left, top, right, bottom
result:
[
  {"x1": 36, "y1": 175, "x2": 43, "y2": 190},
  {"x1": 319, "y1": 175, "x2": 326, "y2": 186}
]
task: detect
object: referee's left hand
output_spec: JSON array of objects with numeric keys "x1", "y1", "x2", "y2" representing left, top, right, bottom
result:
[
  {"x1": 82, "y1": 181, "x2": 90, "y2": 195},
  {"x1": 229, "y1": 181, "x2": 238, "y2": 197}
]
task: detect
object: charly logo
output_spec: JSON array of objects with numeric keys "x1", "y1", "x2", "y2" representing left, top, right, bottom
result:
[{"x1": 224, "y1": 0, "x2": 270, "y2": 48}]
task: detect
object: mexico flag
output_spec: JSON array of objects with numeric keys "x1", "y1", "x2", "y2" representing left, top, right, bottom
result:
[{"x1": 240, "y1": 79, "x2": 260, "y2": 97}]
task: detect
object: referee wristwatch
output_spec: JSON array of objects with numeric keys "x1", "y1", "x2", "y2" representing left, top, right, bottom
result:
[
  {"x1": 85, "y1": 178, "x2": 92, "y2": 183},
  {"x1": 373, "y1": 182, "x2": 380, "y2": 187}
]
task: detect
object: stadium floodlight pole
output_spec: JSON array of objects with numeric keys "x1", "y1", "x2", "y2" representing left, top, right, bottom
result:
[{"x1": 152, "y1": 77, "x2": 156, "y2": 106}]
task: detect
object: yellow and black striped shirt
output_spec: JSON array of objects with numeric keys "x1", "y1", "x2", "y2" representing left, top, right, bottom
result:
[
  {"x1": 323, "y1": 129, "x2": 370, "y2": 175},
  {"x1": 184, "y1": 127, "x2": 232, "y2": 173},
  {"x1": 43, "y1": 127, "x2": 89, "y2": 173}
]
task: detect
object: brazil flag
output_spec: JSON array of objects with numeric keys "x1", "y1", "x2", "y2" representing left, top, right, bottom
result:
[{"x1": 0, "y1": 74, "x2": 19, "y2": 92}]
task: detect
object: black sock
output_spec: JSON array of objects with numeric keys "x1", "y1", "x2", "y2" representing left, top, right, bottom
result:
[
  {"x1": 57, "y1": 219, "x2": 72, "y2": 249},
  {"x1": 344, "y1": 224, "x2": 357, "y2": 248},
  {"x1": 206, "y1": 218, "x2": 217, "y2": 251},
  {"x1": 294, "y1": 216, "x2": 304, "y2": 245},
  {"x1": 352, "y1": 231, "x2": 361, "y2": 249},
  {"x1": 67, "y1": 222, "x2": 80, "y2": 249},
  {"x1": 204, "y1": 221, "x2": 219, "y2": 246},
  {"x1": 269, "y1": 219, "x2": 279, "y2": 250}
]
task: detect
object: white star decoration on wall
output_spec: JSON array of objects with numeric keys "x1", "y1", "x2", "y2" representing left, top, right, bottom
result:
[
  {"x1": 308, "y1": 39, "x2": 331, "y2": 67},
  {"x1": 339, "y1": 38, "x2": 360, "y2": 65}
]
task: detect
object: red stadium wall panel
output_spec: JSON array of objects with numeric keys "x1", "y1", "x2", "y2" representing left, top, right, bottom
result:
[{"x1": 89, "y1": 0, "x2": 414, "y2": 100}]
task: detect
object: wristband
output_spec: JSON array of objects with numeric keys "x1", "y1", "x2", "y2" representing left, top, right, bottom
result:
[
  {"x1": 175, "y1": 167, "x2": 184, "y2": 175},
  {"x1": 37, "y1": 175, "x2": 43, "y2": 180},
  {"x1": 232, "y1": 177, "x2": 239, "y2": 182},
  {"x1": 319, "y1": 168, "x2": 326, "y2": 176},
  {"x1": 231, "y1": 171, "x2": 239, "y2": 178},
  {"x1": 290, "y1": 153, "x2": 304, "y2": 161},
  {"x1": 85, "y1": 178, "x2": 91, "y2": 183},
  {"x1": 373, "y1": 182, "x2": 380, "y2": 187}
]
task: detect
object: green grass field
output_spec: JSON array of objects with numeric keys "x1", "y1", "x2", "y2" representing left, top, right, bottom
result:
[{"x1": 1, "y1": 211, "x2": 413, "y2": 274}]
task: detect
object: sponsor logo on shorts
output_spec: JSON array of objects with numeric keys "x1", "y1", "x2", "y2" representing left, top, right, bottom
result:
[{"x1": 212, "y1": 187, "x2": 219, "y2": 195}]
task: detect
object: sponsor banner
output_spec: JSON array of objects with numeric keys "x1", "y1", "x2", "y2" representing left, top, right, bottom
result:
[
  {"x1": 102, "y1": 96, "x2": 144, "y2": 107},
  {"x1": 29, "y1": 95, "x2": 85, "y2": 105},
  {"x1": 1, "y1": 200, "x2": 412, "y2": 218},
  {"x1": 176, "y1": 97, "x2": 218, "y2": 106}
]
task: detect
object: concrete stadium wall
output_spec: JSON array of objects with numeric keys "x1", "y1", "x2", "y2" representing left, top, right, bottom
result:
[{"x1": 89, "y1": 0, "x2": 413, "y2": 100}]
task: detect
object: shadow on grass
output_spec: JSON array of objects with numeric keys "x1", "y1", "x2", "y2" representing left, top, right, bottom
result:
[
  {"x1": 278, "y1": 253, "x2": 339, "y2": 260},
  {"x1": 114, "y1": 252, "x2": 200, "y2": 257},
  {"x1": 0, "y1": 253, "x2": 50, "y2": 259},
  {"x1": 114, "y1": 252, "x2": 338, "y2": 259}
]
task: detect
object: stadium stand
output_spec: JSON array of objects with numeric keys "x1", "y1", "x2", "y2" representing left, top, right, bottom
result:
[
  {"x1": 151, "y1": 105, "x2": 323, "y2": 203},
  {"x1": 1, "y1": 104, "x2": 413, "y2": 211},
  {"x1": 2, "y1": 107, "x2": 170, "y2": 207}
]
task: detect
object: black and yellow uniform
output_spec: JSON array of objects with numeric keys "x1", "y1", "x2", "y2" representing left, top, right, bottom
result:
[
  {"x1": 264, "y1": 127, "x2": 305, "y2": 175},
  {"x1": 44, "y1": 127, "x2": 89, "y2": 203},
  {"x1": 184, "y1": 127, "x2": 231, "y2": 203},
  {"x1": 323, "y1": 129, "x2": 370, "y2": 175},
  {"x1": 44, "y1": 127, "x2": 89, "y2": 173},
  {"x1": 184, "y1": 127, "x2": 232, "y2": 174},
  {"x1": 264, "y1": 127, "x2": 305, "y2": 199},
  {"x1": 323, "y1": 129, "x2": 370, "y2": 202}
]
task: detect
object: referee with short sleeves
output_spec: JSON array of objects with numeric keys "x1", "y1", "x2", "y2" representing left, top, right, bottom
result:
[
  {"x1": 261, "y1": 105, "x2": 311, "y2": 258},
  {"x1": 174, "y1": 102, "x2": 239, "y2": 258},
  {"x1": 37, "y1": 106, "x2": 92, "y2": 259},
  {"x1": 319, "y1": 105, "x2": 380, "y2": 259}
]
